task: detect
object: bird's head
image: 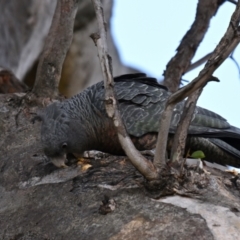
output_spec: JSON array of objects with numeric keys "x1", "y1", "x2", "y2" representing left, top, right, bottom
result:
[
  {"x1": 34, "y1": 102, "x2": 70, "y2": 168},
  {"x1": 41, "y1": 125, "x2": 69, "y2": 168}
]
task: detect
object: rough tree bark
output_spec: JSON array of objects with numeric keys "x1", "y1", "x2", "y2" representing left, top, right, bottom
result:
[
  {"x1": 0, "y1": 0, "x2": 57, "y2": 78},
  {"x1": 1, "y1": 93, "x2": 240, "y2": 239},
  {"x1": 163, "y1": 0, "x2": 223, "y2": 92},
  {"x1": 169, "y1": 88, "x2": 203, "y2": 168},
  {"x1": 31, "y1": 0, "x2": 79, "y2": 98}
]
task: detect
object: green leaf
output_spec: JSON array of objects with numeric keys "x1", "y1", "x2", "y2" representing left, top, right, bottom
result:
[{"x1": 190, "y1": 150, "x2": 205, "y2": 159}]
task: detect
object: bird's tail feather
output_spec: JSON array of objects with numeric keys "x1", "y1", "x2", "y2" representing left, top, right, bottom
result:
[
  {"x1": 186, "y1": 137, "x2": 240, "y2": 167},
  {"x1": 208, "y1": 138, "x2": 240, "y2": 160}
]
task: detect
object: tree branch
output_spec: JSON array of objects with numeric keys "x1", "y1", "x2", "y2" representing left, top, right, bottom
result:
[
  {"x1": 169, "y1": 38, "x2": 240, "y2": 105},
  {"x1": 169, "y1": 89, "x2": 202, "y2": 168},
  {"x1": 91, "y1": 0, "x2": 157, "y2": 180},
  {"x1": 186, "y1": 52, "x2": 212, "y2": 73},
  {"x1": 163, "y1": 0, "x2": 222, "y2": 92},
  {"x1": 32, "y1": 0, "x2": 78, "y2": 97},
  {"x1": 160, "y1": 0, "x2": 240, "y2": 167},
  {"x1": 153, "y1": 0, "x2": 221, "y2": 169}
]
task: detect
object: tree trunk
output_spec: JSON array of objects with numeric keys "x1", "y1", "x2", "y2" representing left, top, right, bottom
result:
[{"x1": 0, "y1": 93, "x2": 240, "y2": 239}]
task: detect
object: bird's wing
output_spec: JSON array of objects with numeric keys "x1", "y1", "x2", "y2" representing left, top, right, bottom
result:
[
  {"x1": 92, "y1": 74, "x2": 240, "y2": 149},
  {"x1": 112, "y1": 78, "x2": 233, "y2": 138},
  {"x1": 90, "y1": 75, "x2": 169, "y2": 137},
  {"x1": 115, "y1": 80, "x2": 169, "y2": 137}
]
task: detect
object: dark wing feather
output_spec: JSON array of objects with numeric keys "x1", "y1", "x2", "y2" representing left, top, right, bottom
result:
[
  {"x1": 114, "y1": 73, "x2": 168, "y2": 90},
  {"x1": 114, "y1": 73, "x2": 147, "y2": 81},
  {"x1": 114, "y1": 80, "x2": 233, "y2": 138},
  {"x1": 114, "y1": 80, "x2": 169, "y2": 137}
]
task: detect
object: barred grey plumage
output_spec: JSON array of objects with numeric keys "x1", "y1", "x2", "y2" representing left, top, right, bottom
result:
[{"x1": 38, "y1": 73, "x2": 240, "y2": 168}]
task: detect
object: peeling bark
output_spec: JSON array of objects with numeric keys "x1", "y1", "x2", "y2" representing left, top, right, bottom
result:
[
  {"x1": 0, "y1": 0, "x2": 136, "y2": 96},
  {"x1": 0, "y1": 93, "x2": 240, "y2": 239},
  {"x1": 32, "y1": 0, "x2": 79, "y2": 97},
  {"x1": 91, "y1": 0, "x2": 157, "y2": 180}
]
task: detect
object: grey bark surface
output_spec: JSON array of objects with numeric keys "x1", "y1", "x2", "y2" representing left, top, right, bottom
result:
[
  {"x1": 0, "y1": 93, "x2": 240, "y2": 239},
  {"x1": 32, "y1": 0, "x2": 79, "y2": 98},
  {"x1": 61, "y1": 0, "x2": 137, "y2": 96},
  {"x1": 0, "y1": 0, "x2": 137, "y2": 96},
  {"x1": 0, "y1": 0, "x2": 57, "y2": 78}
]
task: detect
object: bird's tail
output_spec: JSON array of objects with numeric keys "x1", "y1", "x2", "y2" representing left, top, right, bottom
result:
[
  {"x1": 186, "y1": 137, "x2": 240, "y2": 167},
  {"x1": 208, "y1": 137, "x2": 240, "y2": 161}
]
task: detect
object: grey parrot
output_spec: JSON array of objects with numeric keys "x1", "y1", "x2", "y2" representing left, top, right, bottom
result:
[{"x1": 37, "y1": 73, "x2": 240, "y2": 168}]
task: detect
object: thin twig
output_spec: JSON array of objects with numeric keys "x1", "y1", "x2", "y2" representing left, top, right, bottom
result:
[
  {"x1": 186, "y1": 52, "x2": 212, "y2": 73},
  {"x1": 168, "y1": 37, "x2": 239, "y2": 105},
  {"x1": 229, "y1": 49, "x2": 240, "y2": 77},
  {"x1": 91, "y1": 0, "x2": 157, "y2": 180}
]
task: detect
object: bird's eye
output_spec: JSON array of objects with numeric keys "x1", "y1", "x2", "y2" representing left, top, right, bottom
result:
[{"x1": 62, "y1": 143, "x2": 67, "y2": 149}]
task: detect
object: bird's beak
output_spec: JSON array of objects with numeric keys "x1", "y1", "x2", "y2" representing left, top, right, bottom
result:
[{"x1": 51, "y1": 155, "x2": 68, "y2": 168}]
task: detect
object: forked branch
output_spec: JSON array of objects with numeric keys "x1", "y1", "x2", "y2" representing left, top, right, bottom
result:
[
  {"x1": 153, "y1": 0, "x2": 222, "y2": 169},
  {"x1": 91, "y1": 0, "x2": 157, "y2": 180},
  {"x1": 163, "y1": 0, "x2": 223, "y2": 92},
  {"x1": 154, "y1": 0, "x2": 240, "y2": 168}
]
